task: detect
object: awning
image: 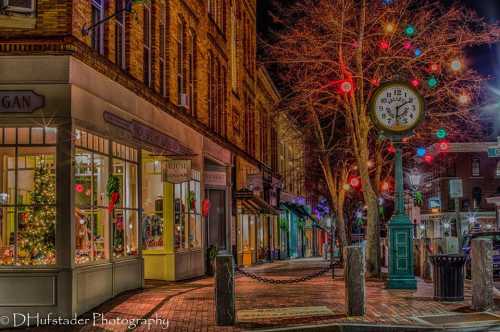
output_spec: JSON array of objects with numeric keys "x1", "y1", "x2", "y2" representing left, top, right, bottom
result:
[
  {"x1": 280, "y1": 202, "x2": 314, "y2": 220},
  {"x1": 236, "y1": 189, "x2": 281, "y2": 215}
]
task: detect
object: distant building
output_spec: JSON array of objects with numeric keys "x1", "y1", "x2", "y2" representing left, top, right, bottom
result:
[{"x1": 418, "y1": 140, "x2": 500, "y2": 240}]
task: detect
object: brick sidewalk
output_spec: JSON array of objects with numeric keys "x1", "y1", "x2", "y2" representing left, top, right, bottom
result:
[{"x1": 23, "y1": 258, "x2": 500, "y2": 332}]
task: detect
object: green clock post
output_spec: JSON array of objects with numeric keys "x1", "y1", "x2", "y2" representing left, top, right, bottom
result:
[
  {"x1": 370, "y1": 82, "x2": 422, "y2": 290},
  {"x1": 386, "y1": 138, "x2": 417, "y2": 289}
]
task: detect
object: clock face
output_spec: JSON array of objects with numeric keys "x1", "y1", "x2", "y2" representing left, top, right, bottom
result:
[{"x1": 371, "y1": 82, "x2": 424, "y2": 133}]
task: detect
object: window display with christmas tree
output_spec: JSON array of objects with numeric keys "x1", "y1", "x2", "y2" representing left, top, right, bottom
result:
[{"x1": 18, "y1": 157, "x2": 56, "y2": 265}]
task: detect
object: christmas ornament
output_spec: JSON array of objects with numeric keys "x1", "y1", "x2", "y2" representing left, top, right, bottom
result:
[
  {"x1": 450, "y1": 59, "x2": 463, "y2": 72},
  {"x1": 427, "y1": 76, "x2": 438, "y2": 88},
  {"x1": 405, "y1": 25, "x2": 416, "y2": 37},
  {"x1": 436, "y1": 128, "x2": 447, "y2": 139},
  {"x1": 202, "y1": 199, "x2": 211, "y2": 217},
  {"x1": 379, "y1": 40, "x2": 390, "y2": 50},
  {"x1": 410, "y1": 79, "x2": 420, "y2": 87},
  {"x1": 403, "y1": 41, "x2": 412, "y2": 50},
  {"x1": 458, "y1": 93, "x2": 470, "y2": 105},
  {"x1": 417, "y1": 147, "x2": 427, "y2": 158},
  {"x1": 75, "y1": 184, "x2": 84, "y2": 193}
]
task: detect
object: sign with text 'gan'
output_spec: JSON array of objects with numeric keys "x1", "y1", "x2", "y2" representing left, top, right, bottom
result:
[
  {"x1": 163, "y1": 159, "x2": 192, "y2": 184},
  {"x1": 0, "y1": 91, "x2": 44, "y2": 113}
]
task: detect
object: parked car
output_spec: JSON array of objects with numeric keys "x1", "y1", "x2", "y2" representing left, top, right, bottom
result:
[{"x1": 463, "y1": 231, "x2": 500, "y2": 279}]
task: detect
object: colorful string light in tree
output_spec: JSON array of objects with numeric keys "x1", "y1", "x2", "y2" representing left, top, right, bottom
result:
[
  {"x1": 383, "y1": 0, "x2": 394, "y2": 5},
  {"x1": 424, "y1": 155, "x2": 433, "y2": 163},
  {"x1": 410, "y1": 79, "x2": 420, "y2": 87},
  {"x1": 458, "y1": 93, "x2": 470, "y2": 105},
  {"x1": 371, "y1": 78, "x2": 381, "y2": 86},
  {"x1": 403, "y1": 41, "x2": 412, "y2": 50},
  {"x1": 381, "y1": 181, "x2": 391, "y2": 192},
  {"x1": 387, "y1": 144, "x2": 396, "y2": 154},
  {"x1": 384, "y1": 22, "x2": 396, "y2": 33},
  {"x1": 343, "y1": 184, "x2": 351, "y2": 191},
  {"x1": 427, "y1": 76, "x2": 438, "y2": 88},
  {"x1": 450, "y1": 59, "x2": 463, "y2": 72},
  {"x1": 405, "y1": 25, "x2": 416, "y2": 37},
  {"x1": 438, "y1": 141, "x2": 449, "y2": 152},
  {"x1": 416, "y1": 147, "x2": 426, "y2": 157},
  {"x1": 339, "y1": 80, "x2": 354, "y2": 93},
  {"x1": 436, "y1": 128, "x2": 447, "y2": 139},
  {"x1": 428, "y1": 63, "x2": 440, "y2": 73},
  {"x1": 379, "y1": 40, "x2": 390, "y2": 50},
  {"x1": 414, "y1": 48, "x2": 423, "y2": 57},
  {"x1": 349, "y1": 176, "x2": 361, "y2": 189}
]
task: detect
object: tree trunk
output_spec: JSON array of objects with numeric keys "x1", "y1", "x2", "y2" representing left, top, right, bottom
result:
[{"x1": 364, "y1": 189, "x2": 381, "y2": 278}]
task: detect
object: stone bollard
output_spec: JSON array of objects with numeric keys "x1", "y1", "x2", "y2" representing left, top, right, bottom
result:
[
  {"x1": 472, "y1": 238, "x2": 494, "y2": 311},
  {"x1": 344, "y1": 245, "x2": 366, "y2": 316},
  {"x1": 215, "y1": 253, "x2": 235, "y2": 326}
]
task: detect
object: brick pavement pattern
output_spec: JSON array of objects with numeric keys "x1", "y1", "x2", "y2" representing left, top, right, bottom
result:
[{"x1": 23, "y1": 258, "x2": 500, "y2": 332}]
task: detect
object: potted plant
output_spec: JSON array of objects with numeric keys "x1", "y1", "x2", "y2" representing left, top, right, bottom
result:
[{"x1": 206, "y1": 245, "x2": 218, "y2": 276}]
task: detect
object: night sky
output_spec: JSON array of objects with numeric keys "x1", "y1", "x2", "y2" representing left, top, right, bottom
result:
[{"x1": 257, "y1": 0, "x2": 500, "y2": 81}]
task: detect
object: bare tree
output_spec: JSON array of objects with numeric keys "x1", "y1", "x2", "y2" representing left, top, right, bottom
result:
[{"x1": 265, "y1": 0, "x2": 499, "y2": 277}]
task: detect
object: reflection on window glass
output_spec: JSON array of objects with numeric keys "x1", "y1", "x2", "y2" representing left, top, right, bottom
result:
[
  {"x1": 74, "y1": 148, "x2": 109, "y2": 264},
  {"x1": 142, "y1": 158, "x2": 164, "y2": 250}
]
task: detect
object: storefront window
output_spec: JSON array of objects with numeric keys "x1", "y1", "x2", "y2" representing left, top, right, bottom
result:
[
  {"x1": 112, "y1": 142, "x2": 139, "y2": 258},
  {"x1": 174, "y1": 170, "x2": 201, "y2": 250},
  {"x1": 0, "y1": 128, "x2": 57, "y2": 266},
  {"x1": 142, "y1": 158, "x2": 164, "y2": 250},
  {"x1": 74, "y1": 148, "x2": 109, "y2": 264}
]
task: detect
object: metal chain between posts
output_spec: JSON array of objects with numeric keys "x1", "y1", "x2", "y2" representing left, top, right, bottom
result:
[{"x1": 235, "y1": 263, "x2": 334, "y2": 284}]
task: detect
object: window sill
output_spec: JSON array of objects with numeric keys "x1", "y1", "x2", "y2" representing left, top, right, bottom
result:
[{"x1": 0, "y1": 14, "x2": 36, "y2": 29}]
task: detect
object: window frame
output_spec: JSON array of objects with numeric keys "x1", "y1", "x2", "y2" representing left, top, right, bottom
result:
[
  {"x1": 91, "y1": 0, "x2": 105, "y2": 55},
  {"x1": 0, "y1": 127, "x2": 58, "y2": 267},
  {"x1": 143, "y1": 2, "x2": 152, "y2": 87},
  {"x1": 115, "y1": 0, "x2": 126, "y2": 70},
  {"x1": 471, "y1": 157, "x2": 481, "y2": 177}
]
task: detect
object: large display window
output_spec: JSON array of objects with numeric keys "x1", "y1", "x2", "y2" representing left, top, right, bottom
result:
[
  {"x1": 174, "y1": 170, "x2": 202, "y2": 250},
  {"x1": 112, "y1": 142, "x2": 139, "y2": 258},
  {"x1": 0, "y1": 127, "x2": 57, "y2": 266},
  {"x1": 74, "y1": 129, "x2": 139, "y2": 264},
  {"x1": 142, "y1": 158, "x2": 164, "y2": 250}
]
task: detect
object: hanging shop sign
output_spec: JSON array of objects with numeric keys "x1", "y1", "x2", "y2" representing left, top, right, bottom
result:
[
  {"x1": 449, "y1": 179, "x2": 463, "y2": 199},
  {"x1": 0, "y1": 90, "x2": 44, "y2": 113},
  {"x1": 163, "y1": 159, "x2": 192, "y2": 184},
  {"x1": 204, "y1": 171, "x2": 227, "y2": 187},
  {"x1": 103, "y1": 111, "x2": 193, "y2": 156}
]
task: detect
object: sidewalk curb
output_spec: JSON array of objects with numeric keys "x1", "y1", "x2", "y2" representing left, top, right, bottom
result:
[{"x1": 243, "y1": 323, "x2": 442, "y2": 332}]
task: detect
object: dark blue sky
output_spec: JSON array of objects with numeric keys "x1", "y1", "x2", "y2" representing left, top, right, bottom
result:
[{"x1": 257, "y1": 0, "x2": 500, "y2": 80}]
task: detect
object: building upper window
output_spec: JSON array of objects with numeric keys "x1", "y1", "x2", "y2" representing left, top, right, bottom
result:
[
  {"x1": 208, "y1": 0, "x2": 226, "y2": 34},
  {"x1": 230, "y1": 2, "x2": 238, "y2": 91},
  {"x1": 471, "y1": 158, "x2": 480, "y2": 177},
  {"x1": 496, "y1": 160, "x2": 500, "y2": 178},
  {"x1": 0, "y1": 127, "x2": 57, "y2": 266},
  {"x1": 91, "y1": 0, "x2": 105, "y2": 55},
  {"x1": 472, "y1": 187, "x2": 482, "y2": 209},
  {"x1": 177, "y1": 18, "x2": 186, "y2": 107},
  {"x1": 143, "y1": 2, "x2": 152, "y2": 87},
  {"x1": 244, "y1": 93, "x2": 255, "y2": 156},
  {"x1": 208, "y1": 52, "x2": 227, "y2": 136},
  {"x1": 159, "y1": 3, "x2": 167, "y2": 97},
  {"x1": 188, "y1": 30, "x2": 197, "y2": 117},
  {"x1": 115, "y1": 0, "x2": 126, "y2": 69}
]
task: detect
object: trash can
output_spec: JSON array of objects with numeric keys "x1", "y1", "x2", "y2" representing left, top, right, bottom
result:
[{"x1": 430, "y1": 254, "x2": 466, "y2": 301}]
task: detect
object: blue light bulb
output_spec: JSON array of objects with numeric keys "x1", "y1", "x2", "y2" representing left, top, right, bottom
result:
[{"x1": 417, "y1": 147, "x2": 426, "y2": 157}]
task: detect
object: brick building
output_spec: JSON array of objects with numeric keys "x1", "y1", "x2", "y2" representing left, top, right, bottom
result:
[
  {"x1": 0, "y1": 0, "x2": 290, "y2": 325},
  {"x1": 418, "y1": 141, "x2": 500, "y2": 241}
]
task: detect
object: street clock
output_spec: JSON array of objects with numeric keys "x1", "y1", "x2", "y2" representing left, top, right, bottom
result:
[{"x1": 370, "y1": 82, "x2": 425, "y2": 134}]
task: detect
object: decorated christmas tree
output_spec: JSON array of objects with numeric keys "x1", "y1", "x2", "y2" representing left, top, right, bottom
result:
[{"x1": 18, "y1": 158, "x2": 56, "y2": 265}]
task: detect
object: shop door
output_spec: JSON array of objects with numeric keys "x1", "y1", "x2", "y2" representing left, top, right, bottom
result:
[{"x1": 206, "y1": 189, "x2": 226, "y2": 250}]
